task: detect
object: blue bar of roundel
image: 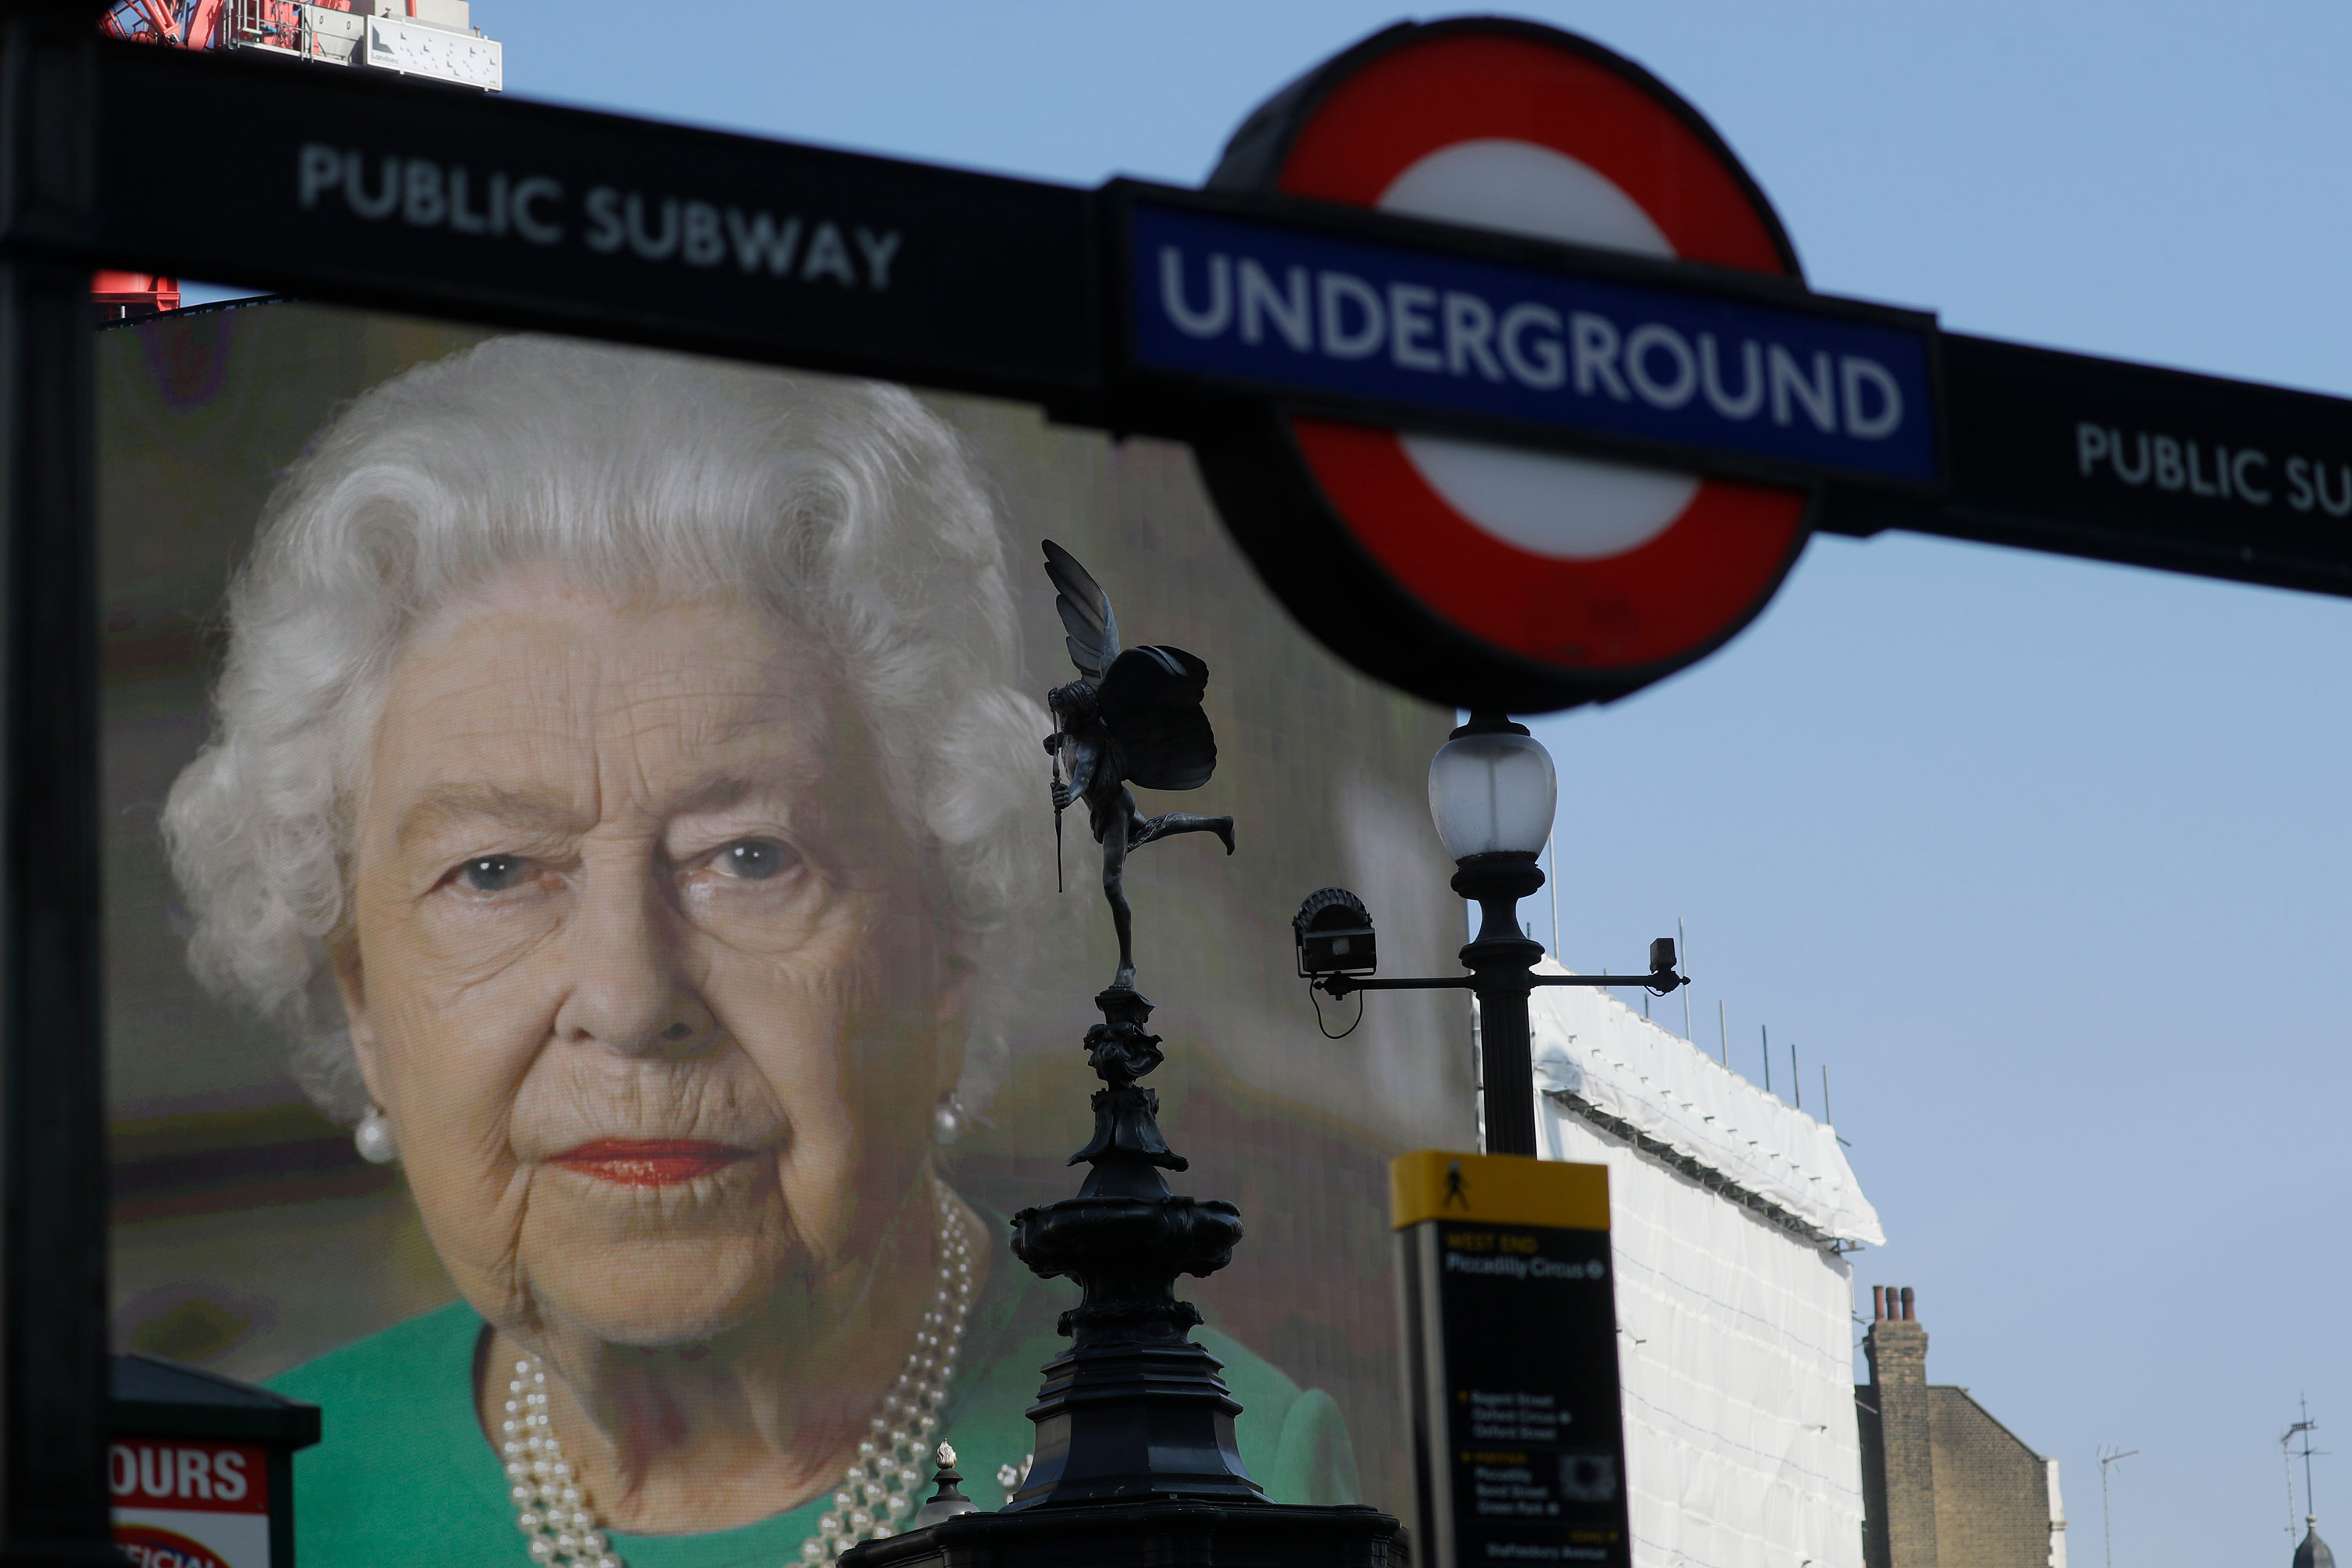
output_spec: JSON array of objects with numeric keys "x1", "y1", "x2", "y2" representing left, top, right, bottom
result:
[{"x1": 1129, "y1": 204, "x2": 1939, "y2": 486}]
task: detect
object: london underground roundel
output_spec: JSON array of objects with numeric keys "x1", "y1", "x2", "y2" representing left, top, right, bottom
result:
[{"x1": 1197, "y1": 19, "x2": 1814, "y2": 713}]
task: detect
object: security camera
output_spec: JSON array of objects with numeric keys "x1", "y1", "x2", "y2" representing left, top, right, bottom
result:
[
  {"x1": 1294, "y1": 887, "x2": 1377, "y2": 978},
  {"x1": 1643, "y1": 936, "x2": 1687, "y2": 996}
]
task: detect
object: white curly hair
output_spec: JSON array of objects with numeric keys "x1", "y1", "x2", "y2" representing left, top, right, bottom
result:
[{"x1": 162, "y1": 336, "x2": 1046, "y2": 1123}]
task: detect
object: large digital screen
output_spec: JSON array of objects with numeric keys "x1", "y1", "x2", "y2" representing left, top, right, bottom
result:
[{"x1": 100, "y1": 300, "x2": 1472, "y2": 1563}]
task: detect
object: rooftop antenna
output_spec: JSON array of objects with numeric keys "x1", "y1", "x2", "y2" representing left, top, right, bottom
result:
[
  {"x1": 2284, "y1": 1409, "x2": 2317, "y2": 1541},
  {"x1": 2305, "y1": 1397, "x2": 2323, "y2": 1524},
  {"x1": 1678, "y1": 918, "x2": 1691, "y2": 1042},
  {"x1": 1791, "y1": 1040, "x2": 1800, "y2": 1110},
  {"x1": 1762, "y1": 1024, "x2": 1772, "y2": 1094},
  {"x1": 1718, "y1": 1000, "x2": 1728, "y2": 1067},
  {"x1": 1821, "y1": 1064, "x2": 1832, "y2": 1124},
  {"x1": 2098, "y1": 1445, "x2": 2138, "y2": 1568},
  {"x1": 2285, "y1": 1396, "x2": 2325, "y2": 1538}
]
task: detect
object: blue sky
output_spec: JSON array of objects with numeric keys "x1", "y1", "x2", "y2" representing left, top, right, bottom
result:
[{"x1": 435, "y1": 4, "x2": 2352, "y2": 1561}]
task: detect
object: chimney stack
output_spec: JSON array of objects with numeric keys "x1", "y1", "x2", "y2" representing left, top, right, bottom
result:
[
  {"x1": 1868, "y1": 1284, "x2": 1922, "y2": 1323},
  {"x1": 1864, "y1": 1287, "x2": 1928, "y2": 1385},
  {"x1": 1861, "y1": 1287, "x2": 1936, "y2": 1568}
]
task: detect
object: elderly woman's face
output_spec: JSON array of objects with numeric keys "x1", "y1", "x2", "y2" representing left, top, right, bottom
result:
[{"x1": 336, "y1": 568, "x2": 961, "y2": 1351}]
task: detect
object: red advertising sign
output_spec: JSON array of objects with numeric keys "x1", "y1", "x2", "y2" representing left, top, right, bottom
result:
[{"x1": 111, "y1": 1439, "x2": 271, "y2": 1568}]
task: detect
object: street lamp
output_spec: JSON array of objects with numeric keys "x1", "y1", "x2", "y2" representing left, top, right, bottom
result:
[
  {"x1": 1428, "y1": 713, "x2": 1557, "y2": 862},
  {"x1": 1296, "y1": 713, "x2": 1684, "y2": 1157}
]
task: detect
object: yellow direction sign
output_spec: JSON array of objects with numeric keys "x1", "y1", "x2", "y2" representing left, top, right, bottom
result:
[{"x1": 1393, "y1": 1152, "x2": 1628, "y2": 1568}]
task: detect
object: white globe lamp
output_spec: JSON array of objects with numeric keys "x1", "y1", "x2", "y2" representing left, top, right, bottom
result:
[{"x1": 1427, "y1": 719, "x2": 1558, "y2": 862}]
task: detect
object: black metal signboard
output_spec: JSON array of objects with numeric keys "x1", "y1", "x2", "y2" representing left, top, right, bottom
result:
[
  {"x1": 1393, "y1": 1152, "x2": 1630, "y2": 1568},
  {"x1": 1934, "y1": 333, "x2": 2352, "y2": 596},
  {"x1": 93, "y1": 43, "x2": 1101, "y2": 401},
  {"x1": 66, "y1": 21, "x2": 2352, "y2": 713}
]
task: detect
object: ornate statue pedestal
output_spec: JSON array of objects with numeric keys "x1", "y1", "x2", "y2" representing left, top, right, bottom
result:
[
  {"x1": 848, "y1": 1496, "x2": 1403, "y2": 1568},
  {"x1": 849, "y1": 988, "x2": 1403, "y2": 1568}
]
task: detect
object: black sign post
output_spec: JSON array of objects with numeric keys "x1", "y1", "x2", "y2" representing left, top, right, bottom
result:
[
  {"x1": 2, "y1": 3, "x2": 2352, "y2": 1551},
  {"x1": 1393, "y1": 1152, "x2": 1629, "y2": 1568},
  {"x1": 0, "y1": 6, "x2": 112, "y2": 1561}
]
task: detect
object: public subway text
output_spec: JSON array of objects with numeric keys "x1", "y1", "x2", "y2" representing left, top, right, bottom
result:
[
  {"x1": 2075, "y1": 423, "x2": 2352, "y2": 517},
  {"x1": 294, "y1": 144, "x2": 902, "y2": 292}
]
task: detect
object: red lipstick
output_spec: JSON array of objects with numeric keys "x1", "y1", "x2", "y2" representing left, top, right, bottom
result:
[{"x1": 551, "y1": 1139, "x2": 753, "y2": 1187}]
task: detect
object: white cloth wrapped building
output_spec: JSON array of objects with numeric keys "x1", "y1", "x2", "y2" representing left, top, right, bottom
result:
[{"x1": 1517, "y1": 966, "x2": 1884, "y2": 1568}]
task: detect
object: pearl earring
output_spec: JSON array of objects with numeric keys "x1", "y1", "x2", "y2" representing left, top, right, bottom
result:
[
  {"x1": 933, "y1": 1094, "x2": 966, "y2": 1146},
  {"x1": 353, "y1": 1106, "x2": 397, "y2": 1165}
]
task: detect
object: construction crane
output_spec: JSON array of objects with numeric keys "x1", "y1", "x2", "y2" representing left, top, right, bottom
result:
[{"x1": 93, "y1": 0, "x2": 503, "y2": 321}]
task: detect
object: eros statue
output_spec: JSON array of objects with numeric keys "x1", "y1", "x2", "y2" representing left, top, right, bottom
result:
[
  {"x1": 849, "y1": 543, "x2": 1398, "y2": 1563},
  {"x1": 1041, "y1": 539, "x2": 1233, "y2": 994}
]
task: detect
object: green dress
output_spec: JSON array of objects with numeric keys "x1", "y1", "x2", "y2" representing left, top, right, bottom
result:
[{"x1": 270, "y1": 1258, "x2": 1358, "y2": 1568}]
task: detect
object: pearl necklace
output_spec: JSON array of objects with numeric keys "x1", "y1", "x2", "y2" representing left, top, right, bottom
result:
[{"x1": 501, "y1": 1183, "x2": 977, "y2": 1567}]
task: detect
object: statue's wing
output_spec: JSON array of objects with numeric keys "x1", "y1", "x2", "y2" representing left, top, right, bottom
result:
[
  {"x1": 1042, "y1": 539, "x2": 1120, "y2": 684},
  {"x1": 1099, "y1": 645, "x2": 1216, "y2": 792}
]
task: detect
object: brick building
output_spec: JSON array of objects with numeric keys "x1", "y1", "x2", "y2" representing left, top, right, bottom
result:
[{"x1": 1856, "y1": 1287, "x2": 2064, "y2": 1568}]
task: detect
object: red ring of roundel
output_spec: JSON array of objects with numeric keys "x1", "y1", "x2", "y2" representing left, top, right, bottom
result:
[{"x1": 1276, "y1": 31, "x2": 1809, "y2": 673}]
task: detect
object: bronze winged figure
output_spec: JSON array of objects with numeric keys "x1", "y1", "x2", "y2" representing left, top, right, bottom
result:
[{"x1": 1041, "y1": 539, "x2": 1233, "y2": 994}]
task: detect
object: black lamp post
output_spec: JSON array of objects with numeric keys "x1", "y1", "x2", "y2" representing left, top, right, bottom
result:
[{"x1": 1301, "y1": 713, "x2": 1685, "y2": 1158}]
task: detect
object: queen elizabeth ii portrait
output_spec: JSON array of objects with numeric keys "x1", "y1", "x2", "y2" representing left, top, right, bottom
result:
[{"x1": 158, "y1": 336, "x2": 1356, "y2": 1567}]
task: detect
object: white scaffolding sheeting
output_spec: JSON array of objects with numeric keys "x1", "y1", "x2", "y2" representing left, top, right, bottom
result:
[
  {"x1": 1525, "y1": 971, "x2": 1881, "y2": 1568},
  {"x1": 1528, "y1": 967, "x2": 1883, "y2": 1247}
]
